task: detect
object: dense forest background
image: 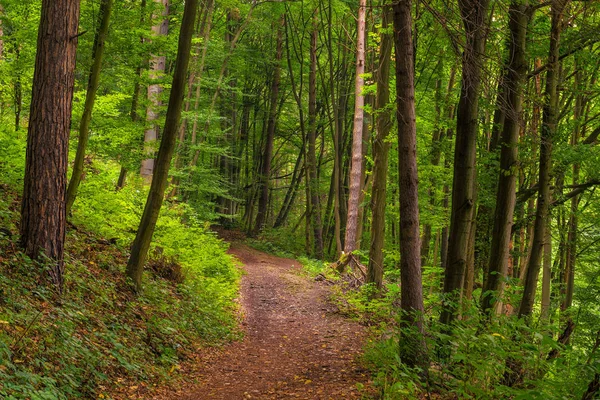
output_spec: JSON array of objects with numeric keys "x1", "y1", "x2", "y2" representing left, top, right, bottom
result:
[{"x1": 1, "y1": 0, "x2": 600, "y2": 398}]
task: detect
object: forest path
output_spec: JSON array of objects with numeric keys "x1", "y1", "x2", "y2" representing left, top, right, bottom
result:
[{"x1": 166, "y1": 242, "x2": 373, "y2": 399}]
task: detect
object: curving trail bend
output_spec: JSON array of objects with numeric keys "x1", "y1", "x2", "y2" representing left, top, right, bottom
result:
[{"x1": 167, "y1": 243, "x2": 372, "y2": 400}]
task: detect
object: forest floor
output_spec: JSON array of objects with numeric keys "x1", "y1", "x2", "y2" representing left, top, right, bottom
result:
[{"x1": 156, "y1": 239, "x2": 374, "y2": 399}]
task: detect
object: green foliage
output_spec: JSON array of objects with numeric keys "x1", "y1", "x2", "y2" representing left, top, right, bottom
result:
[
  {"x1": 360, "y1": 300, "x2": 598, "y2": 400},
  {"x1": 0, "y1": 130, "x2": 240, "y2": 398}
]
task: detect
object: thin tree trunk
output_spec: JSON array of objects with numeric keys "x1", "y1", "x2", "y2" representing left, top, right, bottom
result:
[
  {"x1": 367, "y1": 5, "x2": 392, "y2": 289},
  {"x1": 253, "y1": 16, "x2": 284, "y2": 234},
  {"x1": 541, "y1": 221, "x2": 552, "y2": 320},
  {"x1": 65, "y1": 0, "x2": 114, "y2": 214},
  {"x1": 140, "y1": 0, "x2": 169, "y2": 183},
  {"x1": 116, "y1": 0, "x2": 147, "y2": 191},
  {"x1": 126, "y1": 0, "x2": 199, "y2": 291},
  {"x1": 519, "y1": 0, "x2": 568, "y2": 318},
  {"x1": 563, "y1": 58, "x2": 584, "y2": 311},
  {"x1": 325, "y1": 0, "x2": 343, "y2": 256},
  {"x1": 344, "y1": 0, "x2": 367, "y2": 257},
  {"x1": 273, "y1": 151, "x2": 305, "y2": 228},
  {"x1": 20, "y1": 0, "x2": 80, "y2": 292},
  {"x1": 307, "y1": 11, "x2": 324, "y2": 258}
]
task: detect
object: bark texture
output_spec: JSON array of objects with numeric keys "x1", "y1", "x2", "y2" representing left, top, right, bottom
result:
[
  {"x1": 440, "y1": 0, "x2": 490, "y2": 324},
  {"x1": 254, "y1": 17, "x2": 284, "y2": 234},
  {"x1": 393, "y1": 0, "x2": 426, "y2": 368},
  {"x1": 20, "y1": 0, "x2": 80, "y2": 291},
  {"x1": 140, "y1": 0, "x2": 169, "y2": 183},
  {"x1": 367, "y1": 6, "x2": 393, "y2": 289},
  {"x1": 482, "y1": 0, "x2": 528, "y2": 314},
  {"x1": 344, "y1": 0, "x2": 366, "y2": 255},
  {"x1": 307, "y1": 12, "x2": 324, "y2": 258},
  {"x1": 519, "y1": 0, "x2": 568, "y2": 318},
  {"x1": 126, "y1": 0, "x2": 199, "y2": 291}
]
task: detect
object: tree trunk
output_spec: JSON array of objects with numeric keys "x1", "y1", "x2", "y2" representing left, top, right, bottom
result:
[
  {"x1": 440, "y1": 0, "x2": 489, "y2": 325},
  {"x1": 19, "y1": 0, "x2": 80, "y2": 292},
  {"x1": 563, "y1": 58, "x2": 584, "y2": 311},
  {"x1": 325, "y1": 0, "x2": 343, "y2": 257},
  {"x1": 541, "y1": 221, "x2": 552, "y2": 319},
  {"x1": 393, "y1": 0, "x2": 426, "y2": 368},
  {"x1": 126, "y1": 0, "x2": 199, "y2": 292},
  {"x1": 518, "y1": 0, "x2": 568, "y2": 318},
  {"x1": 481, "y1": 0, "x2": 528, "y2": 315},
  {"x1": 307, "y1": 12, "x2": 324, "y2": 258},
  {"x1": 253, "y1": 16, "x2": 284, "y2": 234},
  {"x1": 343, "y1": 0, "x2": 366, "y2": 256},
  {"x1": 140, "y1": 0, "x2": 169, "y2": 183},
  {"x1": 65, "y1": 0, "x2": 114, "y2": 214},
  {"x1": 367, "y1": 5, "x2": 392, "y2": 289},
  {"x1": 116, "y1": 0, "x2": 147, "y2": 191}
]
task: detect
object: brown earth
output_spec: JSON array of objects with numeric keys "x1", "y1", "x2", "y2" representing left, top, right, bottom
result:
[{"x1": 162, "y1": 242, "x2": 374, "y2": 400}]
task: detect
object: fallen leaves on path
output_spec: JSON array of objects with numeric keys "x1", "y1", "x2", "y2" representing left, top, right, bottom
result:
[{"x1": 161, "y1": 243, "x2": 373, "y2": 399}]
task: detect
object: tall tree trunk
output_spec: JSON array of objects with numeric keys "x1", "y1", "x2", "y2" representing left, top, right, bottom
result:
[
  {"x1": 126, "y1": 0, "x2": 199, "y2": 291},
  {"x1": 440, "y1": 0, "x2": 490, "y2": 325},
  {"x1": 563, "y1": 58, "x2": 584, "y2": 311},
  {"x1": 367, "y1": 5, "x2": 392, "y2": 289},
  {"x1": 307, "y1": 12, "x2": 324, "y2": 258},
  {"x1": 170, "y1": 0, "x2": 214, "y2": 197},
  {"x1": 344, "y1": 0, "x2": 367, "y2": 257},
  {"x1": 518, "y1": 0, "x2": 568, "y2": 318},
  {"x1": 14, "y1": 69, "x2": 22, "y2": 132},
  {"x1": 116, "y1": 0, "x2": 148, "y2": 191},
  {"x1": 325, "y1": 0, "x2": 343, "y2": 256},
  {"x1": 20, "y1": 0, "x2": 80, "y2": 292},
  {"x1": 481, "y1": 0, "x2": 529, "y2": 315},
  {"x1": 541, "y1": 221, "x2": 552, "y2": 319},
  {"x1": 393, "y1": 0, "x2": 426, "y2": 368},
  {"x1": 140, "y1": 0, "x2": 169, "y2": 183},
  {"x1": 253, "y1": 16, "x2": 284, "y2": 234},
  {"x1": 65, "y1": 0, "x2": 114, "y2": 214}
]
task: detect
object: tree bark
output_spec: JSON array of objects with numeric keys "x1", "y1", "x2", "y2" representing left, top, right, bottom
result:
[
  {"x1": 541, "y1": 220, "x2": 552, "y2": 319},
  {"x1": 116, "y1": 0, "x2": 148, "y2": 191},
  {"x1": 393, "y1": 0, "x2": 426, "y2": 368},
  {"x1": 518, "y1": 0, "x2": 568, "y2": 318},
  {"x1": 307, "y1": 12, "x2": 324, "y2": 258},
  {"x1": 253, "y1": 16, "x2": 284, "y2": 234},
  {"x1": 65, "y1": 0, "x2": 114, "y2": 214},
  {"x1": 140, "y1": 0, "x2": 169, "y2": 183},
  {"x1": 563, "y1": 57, "x2": 585, "y2": 311},
  {"x1": 344, "y1": 0, "x2": 366, "y2": 256},
  {"x1": 440, "y1": 0, "x2": 489, "y2": 325},
  {"x1": 126, "y1": 0, "x2": 199, "y2": 291},
  {"x1": 19, "y1": 0, "x2": 80, "y2": 291},
  {"x1": 367, "y1": 5, "x2": 392, "y2": 289},
  {"x1": 482, "y1": 0, "x2": 529, "y2": 315}
]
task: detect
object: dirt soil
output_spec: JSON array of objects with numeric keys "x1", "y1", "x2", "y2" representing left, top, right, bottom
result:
[{"x1": 163, "y1": 242, "x2": 373, "y2": 399}]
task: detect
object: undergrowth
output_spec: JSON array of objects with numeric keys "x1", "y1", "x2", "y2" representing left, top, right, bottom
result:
[{"x1": 0, "y1": 129, "x2": 240, "y2": 398}]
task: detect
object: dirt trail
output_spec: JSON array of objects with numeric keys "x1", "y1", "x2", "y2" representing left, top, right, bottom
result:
[{"x1": 166, "y1": 243, "x2": 372, "y2": 399}]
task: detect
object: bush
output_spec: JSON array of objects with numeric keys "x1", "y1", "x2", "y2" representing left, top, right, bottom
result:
[{"x1": 0, "y1": 131, "x2": 240, "y2": 398}]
